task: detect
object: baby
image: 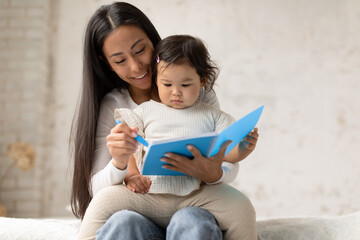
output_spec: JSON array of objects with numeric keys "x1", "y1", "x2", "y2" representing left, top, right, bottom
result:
[{"x1": 115, "y1": 35, "x2": 258, "y2": 195}]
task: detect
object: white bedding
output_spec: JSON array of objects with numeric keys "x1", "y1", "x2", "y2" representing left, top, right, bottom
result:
[
  {"x1": 0, "y1": 211, "x2": 359, "y2": 240},
  {"x1": 256, "y1": 211, "x2": 360, "y2": 240}
]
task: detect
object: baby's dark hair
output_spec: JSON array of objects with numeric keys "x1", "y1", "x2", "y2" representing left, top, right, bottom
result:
[{"x1": 151, "y1": 35, "x2": 219, "y2": 92}]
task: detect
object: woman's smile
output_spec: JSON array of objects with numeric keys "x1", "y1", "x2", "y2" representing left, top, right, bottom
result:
[{"x1": 134, "y1": 72, "x2": 147, "y2": 79}]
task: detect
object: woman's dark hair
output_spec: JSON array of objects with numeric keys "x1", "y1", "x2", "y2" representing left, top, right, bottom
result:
[
  {"x1": 151, "y1": 35, "x2": 218, "y2": 91},
  {"x1": 70, "y1": 2, "x2": 161, "y2": 219}
]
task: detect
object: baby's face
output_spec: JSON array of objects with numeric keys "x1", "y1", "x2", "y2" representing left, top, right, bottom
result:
[{"x1": 156, "y1": 61, "x2": 204, "y2": 109}]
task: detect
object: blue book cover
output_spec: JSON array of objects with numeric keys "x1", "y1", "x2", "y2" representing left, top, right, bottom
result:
[{"x1": 142, "y1": 105, "x2": 264, "y2": 176}]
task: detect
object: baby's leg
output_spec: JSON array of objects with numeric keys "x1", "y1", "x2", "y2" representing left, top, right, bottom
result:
[
  {"x1": 179, "y1": 183, "x2": 257, "y2": 240},
  {"x1": 77, "y1": 185, "x2": 177, "y2": 240}
]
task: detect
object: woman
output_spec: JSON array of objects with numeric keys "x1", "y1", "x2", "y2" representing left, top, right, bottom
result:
[{"x1": 70, "y1": 2, "x2": 257, "y2": 239}]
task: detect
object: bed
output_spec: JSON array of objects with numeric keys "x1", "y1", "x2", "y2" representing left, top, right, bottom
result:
[{"x1": 0, "y1": 211, "x2": 359, "y2": 240}]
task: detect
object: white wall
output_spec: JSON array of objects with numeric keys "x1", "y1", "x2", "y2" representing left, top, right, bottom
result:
[
  {"x1": 1, "y1": 0, "x2": 359, "y2": 218},
  {"x1": 0, "y1": 0, "x2": 51, "y2": 217}
]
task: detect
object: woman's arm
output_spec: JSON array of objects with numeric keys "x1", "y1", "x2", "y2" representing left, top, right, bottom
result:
[
  {"x1": 91, "y1": 91, "x2": 138, "y2": 196},
  {"x1": 91, "y1": 160, "x2": 128, "y2": 196}
]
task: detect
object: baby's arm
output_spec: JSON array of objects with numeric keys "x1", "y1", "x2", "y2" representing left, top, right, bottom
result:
[
  {"x1": 224, "y1": 127, "x2": 259, "y2": 164},
  {"x1": 124, "y1": 155, "x2": 151, "y2": 194}
]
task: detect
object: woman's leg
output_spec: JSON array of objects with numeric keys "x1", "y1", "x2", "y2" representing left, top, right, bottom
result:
[
  {"x1": 167, "y1": 206, "x2": 222, "y2": 240},
  {"x1": 77, "y1": 185, "x2": 177, "y2": 240},
  {"x1": 96, "y1": 210, "x2": 165, "y2": 240},
  {"x1": 179, "y1": 183, "x2": 257, "y2": 240}
]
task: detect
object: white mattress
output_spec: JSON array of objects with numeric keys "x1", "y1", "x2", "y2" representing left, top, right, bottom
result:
[{"x1": 0, "y1": 211, "x2": 359, "y2": 240}]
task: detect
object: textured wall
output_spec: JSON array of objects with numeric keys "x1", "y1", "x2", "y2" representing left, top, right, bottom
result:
[
  {"x1": 0, "y1": 0, "x2": 51, "y2": 217},
  {"x1": 1, "y1": 0, "x2": 359, "y2": 218}
]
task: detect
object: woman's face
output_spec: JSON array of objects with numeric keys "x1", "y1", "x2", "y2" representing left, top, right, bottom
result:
[{"x1": 102, "y1": 25, "x2": 154, "y2": 92}]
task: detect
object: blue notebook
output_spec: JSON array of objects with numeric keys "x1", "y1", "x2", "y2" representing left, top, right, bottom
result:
[{"x1": 142, "y1": 105, "x2": 264, "y2": 176}]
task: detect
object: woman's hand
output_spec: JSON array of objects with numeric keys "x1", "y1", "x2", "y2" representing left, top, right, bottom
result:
[
  {"x1": 125, "y1": 175, "x2": 152, "y2": 194},
  {"x1": 160, "y1": 141, "x2": 232, "y2": 183},
  {"x1": 106, "y1": 123, "x2": 139, "y2": 170}
]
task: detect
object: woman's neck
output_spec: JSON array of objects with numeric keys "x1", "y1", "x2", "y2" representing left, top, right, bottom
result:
[{"x1": 128, "y1": 86, "x2": 160, "y2": 105}]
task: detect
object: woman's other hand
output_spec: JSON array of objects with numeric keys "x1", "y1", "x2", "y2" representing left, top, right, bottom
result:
[
  {"x1": 106, "y1": 123, "x2": 139, "y2": 170},
  {"x1": 160, "y1": 140, "x2": 232, "y2": 183}
]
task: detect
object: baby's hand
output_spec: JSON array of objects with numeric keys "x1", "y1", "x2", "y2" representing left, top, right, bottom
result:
[
  {"x1": 126, "y1": 174, "x2": 151, "y2": 194},
  {"x1": 240, "y1": 127, "x2": 259, "y2": 150}
]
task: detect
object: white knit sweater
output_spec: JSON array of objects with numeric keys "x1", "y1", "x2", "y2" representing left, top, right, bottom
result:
[{"x1": 115, "y1": 100, "x2": 235, "y2": 196}]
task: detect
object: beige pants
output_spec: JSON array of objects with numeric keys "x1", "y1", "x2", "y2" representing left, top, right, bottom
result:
[{"x1": 78, "y1": 183, "x2": 256, "y2": 240}]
